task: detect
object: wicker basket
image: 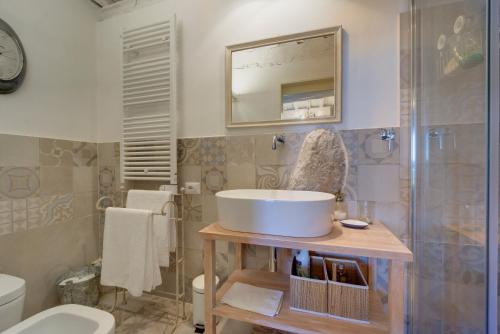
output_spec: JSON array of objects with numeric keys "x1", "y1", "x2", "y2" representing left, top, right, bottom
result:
[
  {"x1": 290, "y1": 256, "x2": 328, "y2": 315},
  {"x1": 325, "y1": 258, "x2": 369, "y2": 322}
]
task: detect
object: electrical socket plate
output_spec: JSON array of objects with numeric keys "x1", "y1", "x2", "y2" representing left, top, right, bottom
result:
[{"x1": 184, "y1": 182, "x2": 201, "y2": 195}]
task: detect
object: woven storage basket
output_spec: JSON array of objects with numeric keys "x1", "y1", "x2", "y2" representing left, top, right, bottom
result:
[
  {"x1": 325, "y1": 258, "x2": 369, "y2": 322},
  {"x1": 290, "y1": 256, "x2": 328, "y2": 315}
]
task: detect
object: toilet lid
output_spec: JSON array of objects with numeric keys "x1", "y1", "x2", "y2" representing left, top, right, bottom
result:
[{"x1": 0, "y1": 274, "x2": 25, "y2": 306}]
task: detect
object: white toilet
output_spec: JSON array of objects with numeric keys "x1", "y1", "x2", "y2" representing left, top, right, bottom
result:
[
  {"x1": 0, "y1": 274, "x2": 114, "y2": 334},
  {"x1": 0, "y1": 274, "x2": 26, "y2": 332}
]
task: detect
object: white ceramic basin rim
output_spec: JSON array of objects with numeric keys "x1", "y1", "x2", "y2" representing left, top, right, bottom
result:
[{"x1": 216, "y1": 189, "x2": 334, "y2": 237}]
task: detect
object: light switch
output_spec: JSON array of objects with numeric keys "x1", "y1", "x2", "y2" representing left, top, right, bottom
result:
[{"x1": 184, "y1": 182, "x2": 201, "y2": 195}]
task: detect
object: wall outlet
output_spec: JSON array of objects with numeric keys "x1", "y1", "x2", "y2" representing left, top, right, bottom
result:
[{"x1": 184, "y1": 182, "x2": 201, "y2": 195}]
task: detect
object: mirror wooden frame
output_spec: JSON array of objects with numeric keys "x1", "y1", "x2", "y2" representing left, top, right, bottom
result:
[{"x1": 225, "y1": 26, "x2": 343, "y2": 128}]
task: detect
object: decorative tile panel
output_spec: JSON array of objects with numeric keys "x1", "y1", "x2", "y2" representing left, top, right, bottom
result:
[
  {"x1": 177, "y1": 138, "x2": 201, "y2": 166},
  {"x1": 0, "y1": 167, "x2": 40, "y2": 199},
  {"x1": 200, "y1": 137, "x2": 226, "y2": 166}
]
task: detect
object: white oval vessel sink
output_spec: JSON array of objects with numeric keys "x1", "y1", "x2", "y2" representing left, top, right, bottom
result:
[{"x1": 216, "y1": 189, "x2": 335, "y2": 237}]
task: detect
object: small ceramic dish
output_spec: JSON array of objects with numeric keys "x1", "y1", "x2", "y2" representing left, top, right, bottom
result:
[{"x1": 340, "y1": 219, "x2": 369, "y2": 229}]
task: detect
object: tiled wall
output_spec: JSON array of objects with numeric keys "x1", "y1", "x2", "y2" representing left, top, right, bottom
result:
[
  {"x1": 98, "y1": 127, "x2": 406, "y2": 301},
  {"x1": 0, "y1": 134, "x2": 99, "y2": 317}
]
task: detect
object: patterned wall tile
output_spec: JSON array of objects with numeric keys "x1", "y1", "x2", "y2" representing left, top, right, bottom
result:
[
  {"x1": 255, "y1": 133, "x2": 304, "y2": 166},
  {"x1": 39, "y1": 166, "x2": 73, "y2": 196},
  {"x1": 226, "y1": 135, "x2": 255, "y2": 165},
  {"x1": 98, "y1": 166, "x2": 119, "y2": 196},
  {"x1": 73, "y1": 167, "x2": 97, "y2": 194},
  {"x1": 183, "y1": 195, "x2": 202, "y2": 222},
  {"x1": 0, "y1": 167, "x2": 40, "y2": 200},
  {"x1": 256, "y1": 165, "x2": 293, "y2": 190},
  {"x1": 97, "y1": 142, "x2": 120, "y2": 167},
  {"x1": 200, "y1": 137, "x2": 226, "y2": 166},
  {"x1": 39, "y1": 138, "x2": 74, "y2": 167},
  {"x1": 178, "y1": 165, "x2": 201, "y2": 186},
  {"x1": 40, "y1": 193, "x2": 74, "y2": 226},
  {"x1": 357, "y1": 128, "x2": 400, "y2": 165},
  {"x1": 202, "y1": 165, "x2": 227, "y2": 194},
  {"x1": 0, "y1": 134, "x2": 39, "y2": 167},
  {"x1": 73, "y1": 142, "x2": 97, "y2": 167},
  {"x1": 177, "y1": 138, "x2": 201, "y2": 166},
  {"x1": 227, "y1": 162, "x2": 256, "y2": 189}
]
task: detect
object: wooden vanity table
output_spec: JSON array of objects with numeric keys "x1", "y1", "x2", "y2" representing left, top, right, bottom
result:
[{"x1": 199, "y1": 221, "x2": 413, "y2": 334}]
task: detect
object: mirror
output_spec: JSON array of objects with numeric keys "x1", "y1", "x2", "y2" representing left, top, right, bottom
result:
[{"x1": 226, "y1": 26, "x2": 342, "y2": 128}]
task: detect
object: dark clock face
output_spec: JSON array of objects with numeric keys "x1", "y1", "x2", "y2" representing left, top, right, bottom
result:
[{"x1": 0, "y1": 19, "x2": 26, "y2": 94}]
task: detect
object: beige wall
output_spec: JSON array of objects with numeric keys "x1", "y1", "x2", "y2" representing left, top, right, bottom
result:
[
  {"x1": 0, "y1": 0, "x2": 98, "y2": 142},
  {"x1": 0, "y1": 134, "x2": 99, "y2": 317},
  {"x1": 96, "y1": 0, "x2": 409, "y2": 141}
]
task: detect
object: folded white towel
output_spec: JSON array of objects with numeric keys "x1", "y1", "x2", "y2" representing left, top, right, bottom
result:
[
  {"x1": 309, "y1": 106, "x2": 332, "y2": 118},
  {"x1": 281, "y1": 109, "x2": 306, "y2": 120},
  {"x1": 126, "y1": 190, "x2": 176, "y2": 267},
  {"x1": 101, "y1": 207, "x2": 162, "y2": 297},
  {"x1": 310, "y1": 98, "x2": 324, "y2": 108},
  {"x1": 323, "y1": 95, "x2": 335, "y2": 106},
  {"x1": 221, "y1": 282, "x2": 284, "y2": 317},
  {"x1": 293, "y1": 100, "x2": 310, "y2": 110},
  {"x1": 282, "y1": 102, "x2": 295, "y2": 111}
]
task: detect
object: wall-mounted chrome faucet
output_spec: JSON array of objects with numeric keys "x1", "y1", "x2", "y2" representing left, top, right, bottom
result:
[
  {"x1": 379, "y1": 128, "x2": 396, "y2": 152},
  {"x1": 272, "y1": 135, "x2": 285, "y2": 150}
]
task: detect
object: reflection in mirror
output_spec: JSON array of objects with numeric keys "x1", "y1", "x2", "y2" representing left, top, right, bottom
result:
[{"x1": 226, "y1": 27, "x2": 342, "y2": 128}]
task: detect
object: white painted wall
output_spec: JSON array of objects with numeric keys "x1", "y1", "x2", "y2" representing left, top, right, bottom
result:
[
  {"x1": 96, "y1": 0, "x2": 408, "y2": 141},
  {"x1": 0, "y1": 0, "x2": 98, "y2": 141}
]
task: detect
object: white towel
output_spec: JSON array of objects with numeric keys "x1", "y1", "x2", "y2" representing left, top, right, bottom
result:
[
  {"x1": 101, "y1": 208, "x2": 162, "y2": 297},
  {"x1": 126, "y1": 190, "x2": 176, "y2": 267},
  {"x1": 221, "y1": 282, "x2": 284, "y2": 317}
]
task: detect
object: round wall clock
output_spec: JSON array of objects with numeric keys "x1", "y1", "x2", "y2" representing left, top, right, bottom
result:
[{"x1": 0, "y1": 18, "x2": 26, "y2": 94}]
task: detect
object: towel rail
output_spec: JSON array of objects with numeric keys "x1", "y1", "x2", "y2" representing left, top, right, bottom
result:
[
  {"x1": 96, "y1": 196, "x2": 175, "y2": 218},
  {"x1": 96, "y1": 189, "x2": 186, "y2": 333}
]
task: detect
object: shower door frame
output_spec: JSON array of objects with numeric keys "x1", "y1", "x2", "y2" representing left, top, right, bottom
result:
[
  {"x1": 487, "y1": 0, "x2": 499, "y2": 332},
  {"x1": 409, "y1": 0, "x2": 499, "y2": 332}
]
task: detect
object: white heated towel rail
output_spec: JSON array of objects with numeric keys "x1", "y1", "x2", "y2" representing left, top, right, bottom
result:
[{"x1": 121, "y1": 17, "x2": 177, "y2": 184}]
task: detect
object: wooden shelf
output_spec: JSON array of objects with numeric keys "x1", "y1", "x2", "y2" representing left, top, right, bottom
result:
[
  {"x1": 200, "y1": 221, "x2": 412, "y2": 333},
  {"x1": 200, "y1": 221, "x2": 412, "y2": 262},
  {"x1": 214, "y1": 269, "x2": 389, "y2": 334}
]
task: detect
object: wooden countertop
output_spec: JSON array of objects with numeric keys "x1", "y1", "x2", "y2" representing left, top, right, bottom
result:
[{"x1": 199, "y1": 221, "x2": 413, "y2": 262}]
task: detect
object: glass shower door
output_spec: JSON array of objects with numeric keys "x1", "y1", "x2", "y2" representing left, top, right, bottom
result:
[{"x1": 411, "y1": 0, "x2": 489, "y2": 333}]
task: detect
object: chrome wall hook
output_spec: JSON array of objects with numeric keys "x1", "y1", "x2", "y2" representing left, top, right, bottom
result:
[
  {"x1": 379, "y1": 128, "x2": 396, "y2": 152},
  {"x1": 272, "y1": 134, "x2": 285, "y2": 150}
]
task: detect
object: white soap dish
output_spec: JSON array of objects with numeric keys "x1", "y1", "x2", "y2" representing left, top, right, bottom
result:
[{"x1": 340, "y1": 219, "x2": 369, "y2": 229}]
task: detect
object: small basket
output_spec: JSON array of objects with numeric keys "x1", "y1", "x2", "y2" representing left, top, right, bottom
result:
[
  {"x1": 290, "y1": 256, "x2": 328, "y2": 315},
  {"x1": 325, "y1": 258, "x2": 369, "y2": 322},
  {"x1": 56, "y1": 265, "x2": 100, "y2": 306}
]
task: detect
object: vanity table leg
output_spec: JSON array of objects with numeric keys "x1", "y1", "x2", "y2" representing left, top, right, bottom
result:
[
  {"x1": 203, "y1": 239, "x2": 217, "y2": 334},
  {"x1": 235, "y1": 243, "x2": 245, "y2": 270},
  {"x1": 388, "y1": 260, "x2": 405, "y2": 334},
  {"x1": 276, "y1": 248, "x2": 293, "y2": 274},
  {"x1": 369, "y1": 258, "x2": 377, "y2": 288}
]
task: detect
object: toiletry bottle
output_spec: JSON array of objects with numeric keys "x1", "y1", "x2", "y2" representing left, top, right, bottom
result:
[
  {"x1": 333, "y1": 191, "x2": 347, "y2": 221},
  {"x1": 295, "y1": 249, "x2": 310, "y2": 278},
  {"x1": 337, "y1": 263, "x2": 347, "y2": 283}
]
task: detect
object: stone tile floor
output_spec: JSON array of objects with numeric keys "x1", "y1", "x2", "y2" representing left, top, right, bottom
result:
[{"x1": 98, "y1": 292, "x2": 289, "y2": 334}]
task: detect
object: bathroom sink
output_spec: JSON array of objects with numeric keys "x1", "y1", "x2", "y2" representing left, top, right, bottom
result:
[{"x1": 216, "y1": 189, "x2": 335, "y2": 237}]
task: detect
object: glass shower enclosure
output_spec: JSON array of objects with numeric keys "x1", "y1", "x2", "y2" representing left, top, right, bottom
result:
[{"x1": 410, "y1": 0, "x2": 496, "y2": 333}]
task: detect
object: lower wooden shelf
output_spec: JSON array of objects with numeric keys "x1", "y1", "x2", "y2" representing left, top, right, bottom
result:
[{"x1": 213, "y1": 269, "x2": 389, "y2": 334}]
